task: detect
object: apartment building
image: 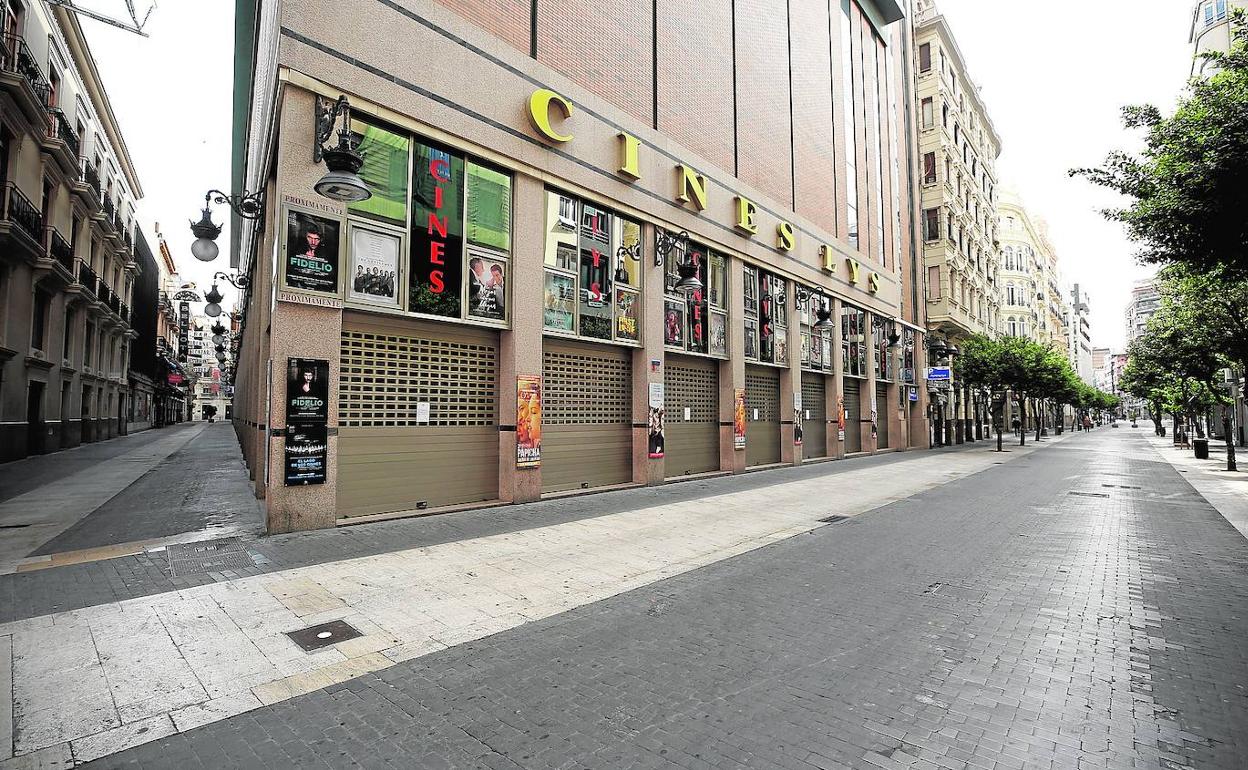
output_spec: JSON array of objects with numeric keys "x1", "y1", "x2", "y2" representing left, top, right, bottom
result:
[
  {"x1": 0, "y1": 0, "x2": 143, "y2": 461},
  {"x1": 1190, "y1": 0, "x2": 1243, "y2": 77},
  {"x1": 997, "y1": 190, "x2": 1064, "y2": 347},
  {"x1": 1125, "y1": 277, "x2": 1161, "y2": 345},
  {"x1": 914, "y1": 0, "x2": 1001, "y2": 444}
]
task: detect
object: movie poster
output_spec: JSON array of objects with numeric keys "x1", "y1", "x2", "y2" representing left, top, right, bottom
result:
[
  {"x1": 794, "y1": 392, "x2": 803, "y2": 447},
  {"x1": 709, "y1": 311, "x2": 727, "y2": 357},
  {"x1": 285, "y1": 209, "x2": 341, "y2": 294},
  {"x1": 664, "y1": 300, "x2": 685, "y2": 348},
  {"x1": 543, "y1": 271, "x2": 575, "y2": 331},
  {"x1": 286, "y1": 358, "x2": 329, "y2": 423},
  {"x1": 284, "y1": 424, "x2": 327, "y2": 485},
  {"x1": 733, "y1": 388, "x2": 746, "y2": 450},
  {"x1": 837, "y1": 395, "x2": 846, "y2": 442},
  {"x1": 467, "y1": 254, "x2": 507, "y2": 321},
  {"x1": 648, "y1": 382, "x2": 665, "y2": 459},
  {"x1": 516, "y1": 375, "x2": 541, "y2": 468},
  {"x1": 615, "y1": 288, "x2": 640, "y2": 342},
  {"x1": 348, "y1": 226, "x2": 401, "y2": 308}
]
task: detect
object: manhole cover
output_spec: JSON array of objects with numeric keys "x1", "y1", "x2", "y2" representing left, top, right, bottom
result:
[
  {"x1": 818, "y1": 515, "x2": 850, "y2": 524},
  {"x1": 286, "y1": 620, "x2": 362, "y2": 652},
  {"x1": 1069, "y1": 491, "x2": 1110, "y2": 498},
  {"x1": 166, "y1": 538, "x2": 255, "y2": 576}
]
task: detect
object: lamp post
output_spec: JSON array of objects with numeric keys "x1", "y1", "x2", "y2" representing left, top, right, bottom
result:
[
  {"x1": 928, "y1": 339, "x2": 949, "y2": 448},
  {"x1": 313, "y1": 95, "x2": 372, "y2": 203},
  {"x1": 654, "y1": 228, "x2": 702, "y2": 295},
  {"x1": 189, "y1": 189, "x2": 265, "y2": 263}
]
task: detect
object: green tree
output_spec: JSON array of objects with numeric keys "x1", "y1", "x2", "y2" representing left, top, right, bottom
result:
[
  {"x1": 1071, "y1": 13, "x2": 1248, "y2": 275},
  {"x1": 953, "y1": 334, "x2": 1010, "y2": 452}
]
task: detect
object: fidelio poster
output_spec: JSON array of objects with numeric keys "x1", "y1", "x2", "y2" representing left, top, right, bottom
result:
[
  {"x1": 286, "y1": 358, "x2": 329, "y2": 423},
  {"x1": 284, "y1": 209, "x2": 341, "y2": 294},
  {"x1": 284, "y1": 424, "x2": 327, "y2": 485},
  {"x1": 516, "y1": 375, "x2": 542, "y2": 468},
  {"x1": 733, "y1": 389, "x2": 746, "y2": 450}
]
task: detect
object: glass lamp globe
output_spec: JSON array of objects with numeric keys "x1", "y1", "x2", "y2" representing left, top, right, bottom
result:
[
  {"x1": 205, "y1": 302, "x2": 222, "y2": 318},
  {"x1": 191, "y1": 237, "x2": 219, "y2": 262}
]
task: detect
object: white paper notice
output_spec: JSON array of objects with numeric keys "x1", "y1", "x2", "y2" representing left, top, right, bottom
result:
[
  {"x1": 683, "y1": 407, "x2": 691, "y2": 421},
  {"x1": 416, "y1": 402, "x2": 430, "y2": 423}
]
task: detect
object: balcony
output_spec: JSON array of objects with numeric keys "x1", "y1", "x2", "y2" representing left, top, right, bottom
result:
[
  {"x1": 99, "y1": 196, "x2": 115, "y2": 232},
  {"x1": 41, "y1": 108, "x2": 80, "y2": 176},
  {"x1": 0, "y1": 32, "x2": 51, "y2": 126},
  {"x1": 45, "y1": 227, "x2": 74, "y2": 275},
  {"x1": 76, "y1": 260, "x2": 99, "y2": 299},
  {"x1": 0, "y1": 182, "x2": 43, "y2": 263},
  {"x1": 71, "y1": 156, "x2": 104, "y2": 210}
]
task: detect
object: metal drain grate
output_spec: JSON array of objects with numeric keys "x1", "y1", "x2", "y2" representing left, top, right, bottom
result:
[
  {"x1": 1102, "y1": 484, "x2": 1142, "y2": 490},
  {"x1": 1069, "y1": 491, "x2": 1110, "y2": 498},
  {"x1": 166, "y1": 538, "x2": 255, "y2": 576},
  {"x1": 286, "y1": 620, "x2": 362, "y2": 652},
  {"x1": 818, "y1": 515, "x2": 850, "y2": 524},
  {"x1": 0, "y1": 523, "x2": 32, "y2": 529}
]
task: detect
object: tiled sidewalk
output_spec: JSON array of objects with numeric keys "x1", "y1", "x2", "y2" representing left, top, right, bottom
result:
[{"x1": 0, "y1": 436, "x2": 1069, "y2": 766}]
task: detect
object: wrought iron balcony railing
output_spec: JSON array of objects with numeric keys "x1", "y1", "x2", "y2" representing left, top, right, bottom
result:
[
  {"x1": 113, "y1": 211, "x2": 123, "y2": 235},
  {"x1": 101, "y1": 195, "x2": 115, "y2": 222},
  {"x1": 2, "y1": 182, "x2": 42, "y2": 244},
  {"x1": 48, "y1": 228, "x2": 73, "y2": 272},
  {"x1": 0, "y1": 33, "x2": 51, "y2": 105},
  {"x1": 80, "y1": 158, "x2": 101, "y2": 197},
  {"x1": 46, "y1": 108, "x2": 80, "y2": 157},
  {"x1": 98, "y1": 281, "x2": 114, "y2": 307},
  {"x1": 77, "y1": 260, "x2": 99, "y2": 297}
]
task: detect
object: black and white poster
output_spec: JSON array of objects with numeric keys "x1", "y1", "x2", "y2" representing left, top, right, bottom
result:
[
  {"x1": 348, "y1": 226, "x2": 401, "y2": 308},
  {"x1": 284, "y1": 424, "x2": 327, "y2": 486},
  {"x1": 286, "y1": 358, "x2": 329, "y2": 423},
  {"x1": 285, "y1": 209, "x2": 341, "y2": 294}
]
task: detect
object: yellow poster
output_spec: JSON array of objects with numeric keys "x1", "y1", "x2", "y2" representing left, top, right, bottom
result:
[
  {"x1": 517, "y1": 375, "x2": 542, "y2": 467},
  {"x1": 733, "y1": 388, "x2": 746, "y2": 450}
]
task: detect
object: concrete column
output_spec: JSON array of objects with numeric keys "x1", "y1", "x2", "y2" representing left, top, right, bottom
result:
[
  {"x1": 498, "y1": 173, "x2": 545, "y2": 502},
  {"x1": 829, "y1": 297, "x2": 845, "y2": 459},
  {"x1": 719, "y1": 256, "x2": 746, "y2": 473},
  {"x1": 632, "y1": 221, "x2": 666, "y2": 486},
  {"x1": 862, "y1": 311, "x2": 878, "y2": 454},
  {"x1": 781, "y1": 294, "x2": 802, "y2": 466}
]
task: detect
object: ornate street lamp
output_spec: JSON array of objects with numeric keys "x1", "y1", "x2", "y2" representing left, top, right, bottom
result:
[
  {"x1": 654, "y1": 228, "x2": 702, "y2": 295},
  {"x1": 189, "y1": 189, "x2": 265, "y2": 262},
  {"x1": 314, "y1": 95, "x2": 371, "y2": 203},
  {"x1": 202, "y1": 282, "x2": 224, "y2": 318}
]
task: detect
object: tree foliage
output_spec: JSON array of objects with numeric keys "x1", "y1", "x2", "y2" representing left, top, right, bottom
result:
[{"x1": 1071, "y1": 13, "x2": 1248, "y2": 275}]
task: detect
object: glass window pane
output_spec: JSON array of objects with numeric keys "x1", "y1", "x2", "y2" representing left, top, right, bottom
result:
[
  {"x1": 466, "y1": 162, "x2": 512, "y2": 251},
  {"x1": 613, "y1": 217, "x2": 642, "y2": 288},
  {"x1": 409, "y1": 141, "x2": 464, "y2": 318},
  {"x1": 349, "y1": 120, "x2": 410, "y2": 225}
]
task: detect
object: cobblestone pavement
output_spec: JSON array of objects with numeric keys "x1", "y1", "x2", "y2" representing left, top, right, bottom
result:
[{"x1": 70, "y1": 428, "x2": 1248, "y2": 770}]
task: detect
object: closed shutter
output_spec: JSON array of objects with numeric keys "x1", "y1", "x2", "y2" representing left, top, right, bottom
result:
[
  {"x1": 664, "y1": 355, "x2": 719, "y2": 477},
  {"x1": 542, "y1": 340, "x2": 632, "y2": 493},
  {"x1": 844, "y1": 377, "x2": 862, "y2": 454},
  {"x1": 745, "y1": 365, "x2": 781, "y2": 467},
  {"x1": 338, "y1": 316, "x2": 499, "y2": 518},
  {"x1": 801, "y1": 373, "x2": 827, "y2": 459},
  {"x1": 875, "y1": 383, "x2": 890, "y2": 449}
]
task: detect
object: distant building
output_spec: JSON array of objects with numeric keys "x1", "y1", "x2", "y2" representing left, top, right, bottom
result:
[
  {"x1": 186, "y1": 314, "x2": 230, "y2": 421},
  {"x1": 1190, "y1": 0, "x2": 1244, "y2": 77},
  {"x1": 1125, "y1": 278, "x2": 1161, "y2": 345},
  {"x1": 0, "y1": 0, "x2": 144, "y2": 461},
  {"x1": 997, "y1": 191, "x2": 1064, "y2": 348},
  {"x1": 1068, "y1": 284, "x2": 1094, "y2": 385}
]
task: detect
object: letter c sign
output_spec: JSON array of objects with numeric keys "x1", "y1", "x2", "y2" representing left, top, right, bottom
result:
[{"x1": 528, "y1": 89, "x2": 574, "y2": 143}]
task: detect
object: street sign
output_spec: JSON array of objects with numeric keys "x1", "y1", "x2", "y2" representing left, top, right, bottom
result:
[
  {"x1": 908, "y1": 387, "x2": 918, "y2": 402},
  {"x1": 927, "y1": 367, "x2": 951, "y2": 381}
]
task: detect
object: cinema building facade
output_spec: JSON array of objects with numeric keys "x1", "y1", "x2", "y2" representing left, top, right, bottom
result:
[{"x1": 229, "y1": 0, "x2": 929, "y2": 532}]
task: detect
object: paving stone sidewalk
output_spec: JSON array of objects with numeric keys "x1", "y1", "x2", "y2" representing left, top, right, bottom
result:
[
  {"x1": 76, "y1": 428, "x2": 1248, "y2": 769},
  {"x1": 0, "y1": 437, "x2": 999, "y2": 625}
]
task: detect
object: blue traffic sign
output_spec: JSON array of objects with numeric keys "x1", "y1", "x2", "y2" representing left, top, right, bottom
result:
[{"x1": 927, "y1": 367, "x2": 952, "y2": 381}]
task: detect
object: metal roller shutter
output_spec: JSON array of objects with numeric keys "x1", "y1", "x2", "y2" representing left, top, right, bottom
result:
[
  {"x1": 542, "y1": 340, "x2": 633, "y2": 493},
  {"x1": 664, "y1": 355, "x2": 720, "y2": 477},
  {"x1": 875, "y1": 383, "x2": 890, "y2": 449},
  {"x1": 801, "y1": 374, "x2": 827, "y2": 459},
  {"x1": 338, "y1": 317, "x2": 499, "y2": 518},
  {"x1": 745, "y1": 365, "x2": 781, "y2": 467},
  {"x1": 844, "y1": 377, "x2": 862, "y2": 454}
]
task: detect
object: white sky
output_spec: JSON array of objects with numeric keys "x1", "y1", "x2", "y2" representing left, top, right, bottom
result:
[
  {"x1": 70, "y1": 0, "x2": 240, "y2": 314},
  {"x1": 933, "y1": 0, "x2": 1195, "y2": 350},
  {"x1": 69, "y1": 1, "x2": 1195, "y2": 350}
]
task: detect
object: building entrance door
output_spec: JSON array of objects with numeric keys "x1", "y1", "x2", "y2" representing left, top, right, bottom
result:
[{"x1": 27, "y1": 381, "x2": 44, "y2": 455}]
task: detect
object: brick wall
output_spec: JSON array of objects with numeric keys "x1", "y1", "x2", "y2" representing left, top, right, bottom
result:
[
  {"x1": 433, "y1": 0, "x2": 531, "y2": 55},
  {"x1": 789, "y1": 0, "x2": 838, "y2": 234},
  {"x1": 733, "y1": 0, "x2": 794, "y2": 209},
  {"x1": 655, "y1": 0, "x2": 735, "y2": 173},
  {"x1": 536, "y1": 0, "x2": 653, "y2": 125}
]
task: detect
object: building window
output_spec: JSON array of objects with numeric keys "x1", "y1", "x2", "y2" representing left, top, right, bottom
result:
[
  {"x1": 921, "y1": 97, "x2": 933, "y2": 129},
  {"x1": 923, "y1": 208, "x2": 940, "y2": 242},
  {"x1": 873, "y1": 317, "x2": 894, "y2": 381},
  {"x1": 841, "y1": 0, "x2": 859, "y2": 249},
  {"x1": 927, "y1": 266, "x2": 940, "y2": 299},
  {"x1": 84, "y1": 321, "x2": 95, "y2": 367},
  {"x1": 841, "y1": 304, "x2": 866, "y2": 377},
  {"x1": 542, "y1": 190, "x2": 642, "y2": 344},
  {"x1": 665, "y1": 240, "x2": 727, "y2": 358},
  {"x1": 919, "y1": 42, "x2": 932, "y2": 72},
  {"x1": 742, "y1": 267, "x2": 787, "y2": 365},
  {"x1": 31, "y1": 289, "x2": 51, "y2": 351},
  {"x1": 62, "y1": 307, "x2": 74, "y2": 363},
  {"x1": 942, "y1": 103, "x2": 949, "y2": 128}
]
